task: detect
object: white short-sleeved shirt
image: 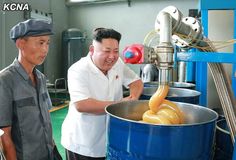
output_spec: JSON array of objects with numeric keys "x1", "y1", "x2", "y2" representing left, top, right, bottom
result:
[{"x1": 61, "y1": 55, "x2": 140, "y2": 157}]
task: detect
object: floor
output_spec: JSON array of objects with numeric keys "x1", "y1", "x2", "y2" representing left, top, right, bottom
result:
[{"x1": 51, "y1": 107, "x2": 68, "y2": 160}]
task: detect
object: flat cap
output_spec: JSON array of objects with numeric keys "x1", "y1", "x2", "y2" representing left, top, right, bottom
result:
[{"x1": 10, "y1": 19, "x2": 53, "y2": 41}]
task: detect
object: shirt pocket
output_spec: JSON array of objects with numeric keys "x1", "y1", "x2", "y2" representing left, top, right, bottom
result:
[
  {"x1": 14, "y1": 97, "x2": 40, "y2": 137},
  {"x1": 14, "y1": 97, "x2": 36, "y2": 108}
]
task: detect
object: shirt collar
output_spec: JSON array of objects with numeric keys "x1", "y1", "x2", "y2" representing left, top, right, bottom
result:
[
  {"x1": 87, "y1": 54, "x2": 102, "y2": 74},
  {"x1": 12, "y1": 58, "x2": 39, "y2": 81}
]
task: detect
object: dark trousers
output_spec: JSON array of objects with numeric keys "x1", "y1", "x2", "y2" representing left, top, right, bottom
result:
[{"x1": 65, "y1": 149, "x2": 105, "y2": 160}]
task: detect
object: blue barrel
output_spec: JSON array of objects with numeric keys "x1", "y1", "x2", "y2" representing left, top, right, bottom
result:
[
  {"x1": 140, "y1": 87, "x2": 201, "y2": 104},
  {"x1": 233, "y1": 143, "x2": 236, "y2": 160},
  {"x1": 214, "y1": 119, "x2": 233, "y2": 160},
  {"x1": 106, "y1": 100, "x2": 218, "y2": 160},
  {"x1": 144, "y1": 81, "x2": 196, "y2": 90}
]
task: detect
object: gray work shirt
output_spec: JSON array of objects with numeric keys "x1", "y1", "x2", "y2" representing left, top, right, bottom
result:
[{"x1": 0, "y1": 59, "x2": 54, "y2": 160}]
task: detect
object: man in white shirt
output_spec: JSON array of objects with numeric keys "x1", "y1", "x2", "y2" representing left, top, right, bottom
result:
[{"x1": 61, "y1": 28, "x2": 143, "y2": 160}]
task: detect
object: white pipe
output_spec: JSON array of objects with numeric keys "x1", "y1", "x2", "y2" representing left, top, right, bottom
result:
[{"x1": 159, "y1": 12, "x2": 172, "y2": 44}]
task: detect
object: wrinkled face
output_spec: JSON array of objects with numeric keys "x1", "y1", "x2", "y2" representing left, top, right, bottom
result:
[
  {"x1": 17, "y1": 35, "x2": 50, "y2": 66},
  {"x1": 90, "y1": 38, "x2": 119, "y2": 74}
]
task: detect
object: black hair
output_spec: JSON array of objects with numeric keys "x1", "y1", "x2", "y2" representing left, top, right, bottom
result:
[{"x1": 92, "y1": 27, "x2": 121, "y2": 43}]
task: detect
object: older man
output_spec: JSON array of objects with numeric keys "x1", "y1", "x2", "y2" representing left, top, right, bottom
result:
[{"x1": 0, "y1": 19, "x2": 59, "y2": 160}]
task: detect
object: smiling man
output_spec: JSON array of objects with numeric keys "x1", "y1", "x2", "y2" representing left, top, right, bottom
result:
[
  {"x1": 61, "y1": 28, "x2": 143, "y2": 160},
  {"x1": 0, "y1": 19, "x2": 59, "y2": 160}
]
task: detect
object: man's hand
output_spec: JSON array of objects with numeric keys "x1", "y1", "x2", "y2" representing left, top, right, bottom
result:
[
  {"x1": 122, "y1": 95, "x2": 137, "y2": 101},
  {"x1": 128, "y1": 79, "x2": 144, "y2": 100},
  {"x1": 1, "y1": 127, "x2": 17, "y2": 160}
]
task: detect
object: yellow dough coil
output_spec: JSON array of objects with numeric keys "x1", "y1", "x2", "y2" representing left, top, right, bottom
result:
[{"x1": 143, "y1": 85, "x2": 184, "y2": 125}]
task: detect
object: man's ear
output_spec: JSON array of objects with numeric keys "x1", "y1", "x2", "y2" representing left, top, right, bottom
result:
[
  {"x1": 89, "y1": 45, "x2": 94, "y2": 55},
  {"x1": 15, "y1": 39, "x2": 24, "y2": 50}
]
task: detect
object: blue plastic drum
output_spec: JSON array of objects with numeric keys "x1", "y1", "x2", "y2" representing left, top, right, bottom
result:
[
  {"x1": 214, "y1": 119, "x2": 233, "y2": 160},
  {"x1": 106, "y1": 100, "x2": 218, "y2": 160},
  {"x1": 140, "y1": 87, "x2": 201, "y2": 104}
]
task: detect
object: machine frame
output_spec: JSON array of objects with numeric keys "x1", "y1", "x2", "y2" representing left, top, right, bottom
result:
[{"x1": 176, "y1": 0, "x2": 236, "y2": 106}]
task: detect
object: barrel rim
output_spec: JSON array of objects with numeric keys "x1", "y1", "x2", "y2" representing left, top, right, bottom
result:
[
  {"x1": 172, "y1": 81, "x2": 195, "y2": 86},
  {"x1": 142, "y1": 87, "x2": 201, "y2": 97},
  {"x1": 144, "y1": 81, "x2": 196, "y2": 87},
  {"x1": 105, "y1": 100, "x2": 218, "y2": 127},
  {"x1": 216, "y1": 119, "x2": 230, "y2": 135},
  {"x1": 166, "y1": 87, "x2": 201, "y2": 97}
]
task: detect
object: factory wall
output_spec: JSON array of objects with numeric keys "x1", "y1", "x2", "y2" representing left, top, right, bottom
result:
[{"x1": 0, "y1": 0, "x2": 69, "y2": 83}]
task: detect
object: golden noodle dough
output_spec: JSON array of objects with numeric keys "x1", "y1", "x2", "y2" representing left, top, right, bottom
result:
[{"x1": 143, "y1": 85, "x2": 184, "y2": 125}]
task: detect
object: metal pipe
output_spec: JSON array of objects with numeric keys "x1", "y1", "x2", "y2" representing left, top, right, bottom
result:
[
  {"x1": 158, "y1": 69, "x2": 169, "y2": 85},
  {"x1": 178, "y1": 61, "x2": 186, "y2": 82},
  {"x1": 155, "y1": 6, "x2": 183, "y2": 34},
  {"x1": 155, "y1": 12, "x2": 174, "y2": 85},
  {"x1": 155, "y1": 6, "x2": 207, "y2": 48},
  {"x1": 159, "y1": 12, "x2": 172, "y2": 44}
]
